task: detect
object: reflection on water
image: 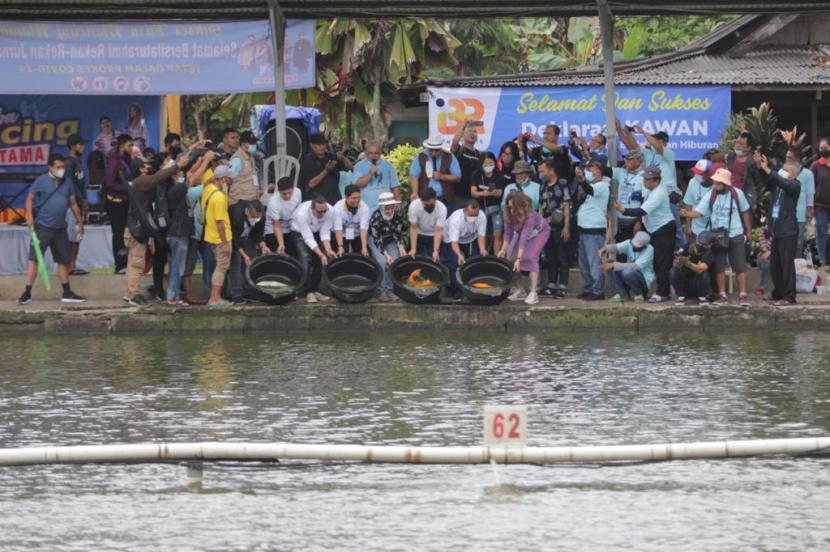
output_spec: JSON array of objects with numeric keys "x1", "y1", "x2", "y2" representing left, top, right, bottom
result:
[{"x1": 0, "y1": 331, "x2": 829, "y2": 550}]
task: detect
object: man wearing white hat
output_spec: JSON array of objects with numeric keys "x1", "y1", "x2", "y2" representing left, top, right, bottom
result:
[
  {"x1": 409, "y1": 135, "x2": 461, "y2": 209},
  {"x1": 680, "y1": 167, "x2": 752, "y2": 306},
  {"x1": 369, "y1": 192, "x2": 407, "y2": 301}
]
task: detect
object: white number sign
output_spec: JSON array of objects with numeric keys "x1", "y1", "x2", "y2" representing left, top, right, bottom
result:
[{"x1": 483, "y1": 405, "x2": 528, "y2": 447}]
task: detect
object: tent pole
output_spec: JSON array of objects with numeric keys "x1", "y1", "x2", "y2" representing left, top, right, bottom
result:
[
  {"x1": 597, "y1": 0, "x2": 618, "y2": 240},
  {"x1": 267, "y1": 0, "x2": 287, "y2": 156}
]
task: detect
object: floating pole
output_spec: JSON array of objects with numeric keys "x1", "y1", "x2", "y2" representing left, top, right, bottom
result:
[{"x1": 0, "y1": 437, "x2": 828, "y2": 466}]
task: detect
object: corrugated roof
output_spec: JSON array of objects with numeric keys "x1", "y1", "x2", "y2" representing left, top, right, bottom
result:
[
  {"x1": 428, "y1": 46, "x2": 830, "y2": 87},
  {"x1": 3, "y1": 0, "x2": 830, "y2": 19}
]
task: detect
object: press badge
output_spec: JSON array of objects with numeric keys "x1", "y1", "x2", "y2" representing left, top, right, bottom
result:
[
  {"x1": 345, "y1": 227, "x2": 355, "y2": 240},
  {"x1": 772, "y1": 203, "x2": 780, "y2": 219}
]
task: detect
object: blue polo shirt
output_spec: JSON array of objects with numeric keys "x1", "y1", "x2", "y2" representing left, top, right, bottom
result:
[
  {"x1": 502, "y1": 180, "x2": 541, "y2": 210},
  {"x1": 641, "y1": 144, "x2": 677, "y2": 192},
  {"x1": 352, "y1": 159, "x2": 401, "y2": 212},
  {"x1": 30, "y1": 173, "x2": 74, "y2": 230},
  {"x1": 795, "y1": 168, "x2": 815, "y2": 223},
  {"x1": 612, "y1": 167, "x2": 644, "y2": 222},
  {"x1": 577, "y1": 179, "x2": 610, "y2": 230},
  {"x1": 615, "y1": 240, "x2": 655, "y2": 288},
  {"x1": 683, "y1": 176, "x2": 713, "y2": 236},
  {"x1": 640, "y1": 183, "x2": 674, "y2": 233},
  {"x1": 695, "y1": 188, "x2": 750, "y2": 238}
]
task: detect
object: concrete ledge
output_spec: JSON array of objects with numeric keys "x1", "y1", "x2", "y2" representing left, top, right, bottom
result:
[{"x1": 1, "y1": 298, "x2": 829, "y2": 336}]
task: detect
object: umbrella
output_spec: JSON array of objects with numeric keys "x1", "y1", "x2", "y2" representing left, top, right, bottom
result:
[{"x1": 29, "y1": 226, "x2": 51, "y2": 292}]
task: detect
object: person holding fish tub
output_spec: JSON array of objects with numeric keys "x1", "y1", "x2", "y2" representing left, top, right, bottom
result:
[
  {"x1": 369, "y1": 192, "x2": 407, "y2": 302},
  {"x1": 498, "y1": 191, "x2": 550, "y2": 305},
  {"x1": 442, "y1": 200, "x2": 488, "y2": 302},
  {"x1": 333, "y1": 184, "x2": 370, "y2": 256},
  {"x1": 290, "y1": 195, "x2": 337, "y2": 303},
  {"x1": 598, "y1": 231, "x2": 655, "y2": 303},
  {"x1": 408, "y1": 187, "x2": 447, "y2": 262}
]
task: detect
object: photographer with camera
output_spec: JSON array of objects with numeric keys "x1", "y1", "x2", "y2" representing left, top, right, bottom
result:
[
  {"x1": 517, "y1": 124, "x2": 573, "y2": 182},
  {"x1": 300, "y1": 132, "x2": 353, "y2": 205},
  {"x1": 679, "y1": 168, "x2": 752, "y2": 306},
  {"x1": 568, "y1": 130, "x2": 608, "y2": 168},
  {"x1": 670, "y1": 230, "x2": 717, "y2": 305}
]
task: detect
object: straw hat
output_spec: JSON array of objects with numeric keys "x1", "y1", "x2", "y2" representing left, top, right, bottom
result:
[{"x1": 377, "y1": 192, "x2": 400, "y2": 206}]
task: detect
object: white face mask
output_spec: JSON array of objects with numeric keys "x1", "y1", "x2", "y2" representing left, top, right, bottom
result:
[
  {"x1": 465, "y1": 215, "x2": 478, "y2": 224},
  {"x1": 247, "y1": 216, "x2": 262, "y2": 226},
  {"x1": 483, "y1": 164, "x2": 495, "y2": 175},
  {"x1": 52, "y1": 168, "x2": 65, "y2": 179},
  {"x1": 177, "y1": 177, "x2": 186, "y2": 185}
]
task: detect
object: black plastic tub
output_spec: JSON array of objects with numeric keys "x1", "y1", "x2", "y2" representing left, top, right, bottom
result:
[
  {"x1": 457, "y1": 255, "x2": 513, "y2": 305},
  {"x1": 245, "y1": 254, "x2": 306, "y2": 305},
  {"x1": 390, "y1": 256, "x2": 448, "y2": 305},
  {"x1": 325, "y1": 254, "x2": 383, "y2": 303}
]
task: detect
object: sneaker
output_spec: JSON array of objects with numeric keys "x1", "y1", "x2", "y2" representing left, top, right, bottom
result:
[
  {"x1": 754, "y1": 287, "x2": 765, "y2": 297},
  {"x1": 609, "y1": 293, "x2": 624, "y2": 303},
  {"x1": 738, "y1": 293, "x2": 750, "y2": 307},
  {"x1": 115, "y1": 268, "x2": 126, "y2": 275},
  {"x1": 585, "y1": 293, "x2": 605, "y2": 301},
  {"x1": 508, "y1": 287, "x2": 527, "y2": 301},
  {"x1": 774, "y1": 299, "x2": 796, "y2": 306},
  {"x1": 576, "y1": 292, "x2": 590, "y2": 299},
  {"x1": 451, "y1": 295, "x2": 463, "y2": 303},
  {"x1": 540, "y1": 287, "x2": 555, "y2": 297},
  {"x1": 524, "y1": 291, "x2": 539, "y2": 305},
  {"x1": 128, "y1": 295, "x2": 145, "y2": 307},
  {"x1": 633, "y1": 295, "x2": 645, "y2": 303},
  {"x1": 675, "y1": 296, "x2": 686, "y2": 305},
  {"x1": 61, "y1": 290, "x2": 86, "y2": 303},
  {"x1": 555, "y1": 288, "x2": 567, "y2": 299},
  {"x1": 305, "y1": 293, "x2": 318, "y2": 304},
  {"x1": 385, "y1": 292, "x2": 399, "y2": 302},
  {"x1": 231, "y1": 298, "x2": 246, "y2": 306},
  {"x1": 715, "y1": 292, "x2": 729, "y2": 305},
  {"x1": 648, "y1": 294, "x2": 665, "y2": 304},
  {"x1": 17, "y1": 289, "x2": 31, "y2": 305},
  {"x1": 698, "y1": 296, "x2": 709, "y2": 305},
  {"x1": 314, "y1": 292, "x2": 331, "y2": 302}
]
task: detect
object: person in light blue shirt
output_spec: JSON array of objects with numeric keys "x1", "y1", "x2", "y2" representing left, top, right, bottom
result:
[
  {"x1": 785, "y1": 148, "x2": 815, "y2": 257},
  {"x1": 409, "y1": 136, "x2": 461, "y2": 209},
  {"x1": 501, "y1": 160, "x2": 540, "y2": 210},
  {"x1": 611, "y1": 150, "x2": 645, "y2": 242},
  {"x1": 352, "y1": 141, "x2": 401, "y2": 212},
  {"x1": 681, "y1": 167, "x2": 752, "y2": 305},
  {"x1": 683, "y1": 159, "x2": 717, "y2": 239},
  {"x1": 615, "y1": 164, "x2": 676, "y2": 302},
  {"x1": 575, "y1": 159, "x2": 610, "y2": 299},
  {"x1": 600, "y1": 231, "x2": 655, "y2": 302}
]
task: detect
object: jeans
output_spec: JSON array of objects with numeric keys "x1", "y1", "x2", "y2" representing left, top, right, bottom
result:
[
  {"x1": 650, "y1": 222, "x2": 676, "y2": 298},
  {"x1": 759, "y1": 257, "x2": 770, "y2": 289},
  {"x1": 544, "y1": 229, "x2": 570, "y2": 288},
  {"x1": 670, "y1": 202, "x2": 688, "y2": 249},
  {"x1": 670, "y1": 266, "x2": 709, "y2": 299},
  {"x1": 106, "y1": 199, "x2": 128, "y2": 271},
  {"x1": 608, "y1": 268, "x2": 648, "y2": 297},
  {"x1": 369, "y1": 240, "x2": 400, "y2": 294},
  {"x1": 797, "y1": 222, "x2": 806, "y2": 259},
  {"x1": 816, "y1": 207, "x2": 830, "y2": 265},
  {"x1": 288, "y1": 231, "x2": 322, "y2": 296},
  {"x1": 165, "y1": 236, "x2": 189, "y2": 301},
  {"x1": 578, "y1": 232, "x2": 605, "y2": 296},
  {"x1": 442, "y1": 240, "x2": 481, "y2": 298},
  {"x1": 199, "y1": 240, "x2": 215, "y2": 292}
]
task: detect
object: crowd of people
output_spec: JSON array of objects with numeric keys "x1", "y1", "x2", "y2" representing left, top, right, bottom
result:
[{"x1": 17, "y1": 116, "x2": 830, "y2": 308}]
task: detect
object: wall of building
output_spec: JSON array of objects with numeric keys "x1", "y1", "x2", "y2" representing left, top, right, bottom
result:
[{"x1": 759, "y1": 15, "x2": 830, "y2": 46}]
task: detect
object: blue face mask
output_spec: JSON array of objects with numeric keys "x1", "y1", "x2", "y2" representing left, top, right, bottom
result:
[
  {"x1": 778, "y1": 168, "x2": 790, "y2": 179},
  {"x1": 542, "y1": 146, "x2": 552, "y2": 155},
  {"x1": 247, "y1": 145, "x2": 257, "y2": 154},
  {"x1": 585, "y1": 171, "x2": 595, "y2": 184}
]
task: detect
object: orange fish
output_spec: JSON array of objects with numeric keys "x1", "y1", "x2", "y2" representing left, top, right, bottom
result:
[
  {"x1": 471, "y1": 282, "x2": 495, "y2": 289},
  {"x1": 406, "y1": 269, "x2": 435, "y2": 288}
]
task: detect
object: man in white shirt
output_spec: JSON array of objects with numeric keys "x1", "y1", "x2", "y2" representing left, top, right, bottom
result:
[
  {"x1": 442, "y1": 199, "x2": 487, "y2": 301},
  {"x1": 265, "y1": 176, "x2": 302, "y2": 255},
  {"x1": 333, "y1": 184, "x2": 371, "y2": 256},
  {"x1": 290, "y1": 195, "x2": 337, "y2": 303},
  {"x1": 407, "y1": 187, "x2": 446, "y2": 263}
]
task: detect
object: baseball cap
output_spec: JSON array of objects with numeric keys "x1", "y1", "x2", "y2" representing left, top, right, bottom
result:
[
  {"x1": 692, "y1": 159, "x2": 710, "y2": 175},
  {"x1": 643, "y1": 165, "x2": 662, "y2": 179},
  {"x1": 696, "y1": 230, "x2": 716, "y2": 248},
  {"x1": 631, "y1": 231, "x2": 651, "y2": 249},
  {"x1": 212, "y1": 165, "x2": 232, "y2": 179}
]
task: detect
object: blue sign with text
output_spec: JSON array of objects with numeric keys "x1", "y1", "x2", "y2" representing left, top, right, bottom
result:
[{"x1": 0, "y1": 19, "x2": 315, "y2": 95}]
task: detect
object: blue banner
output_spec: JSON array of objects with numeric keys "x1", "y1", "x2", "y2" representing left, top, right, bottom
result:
[
  {"x1": 0, "y1": 94, "x2": 161, "y2": 175},
  {"x1": 428, "y1": 85, "x2": 732, "y2": 161},
  {"x1": 0, "y1": 19, "x2": 315, "y2": 95}
]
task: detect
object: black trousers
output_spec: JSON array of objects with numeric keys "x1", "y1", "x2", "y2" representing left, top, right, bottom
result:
[
  {"x1": 670, "y1": 266, "x2": 709, "y2": 299},
  {"x1": 106, "y1": 199, "x2": 128, "y2": 271},
  {"x1": 649, "y1": 222, "x2": 676, "y2": 298},
  {"x1": 771, "y1": 234, "x2": 797, "y2": 303},
  {"x1": 152, "y1": 235, "x2": 168, "y2": 297}
]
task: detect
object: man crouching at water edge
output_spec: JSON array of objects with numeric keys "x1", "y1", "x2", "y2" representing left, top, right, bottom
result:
[
  {"x1": 18, "y1": 154, "x2": 86, "y2": 305},
  {"x1": 670, "y1": 230, "x2": 716, "y2": 305},
  {"x1": 598, "y1": 231, "x2": 654, "y2": 303},
  {"x1": 290, "y1": 195, "x2": 336, "y2": 303},
  {"x1": 442, "y1": 200, "x2": 487, "y2": 302}
]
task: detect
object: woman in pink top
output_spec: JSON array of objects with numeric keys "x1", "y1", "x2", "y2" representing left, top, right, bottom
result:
[{"x1": 498, "y1": 191, "x2": 550, "y2": 305}]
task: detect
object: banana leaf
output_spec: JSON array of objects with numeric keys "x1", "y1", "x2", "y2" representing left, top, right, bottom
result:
[{"x1": 29, "y1": 226, "x2": 51, "y2": 292}]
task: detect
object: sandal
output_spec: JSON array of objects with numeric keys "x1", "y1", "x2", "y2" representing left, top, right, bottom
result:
[{"x1": 69, "y1": 269, "x2": 89, "y2": 276}]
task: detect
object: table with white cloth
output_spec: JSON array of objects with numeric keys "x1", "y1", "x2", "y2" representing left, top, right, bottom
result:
[{"x1": 0, "y1": 225, "x2": 114, "y2": 275}]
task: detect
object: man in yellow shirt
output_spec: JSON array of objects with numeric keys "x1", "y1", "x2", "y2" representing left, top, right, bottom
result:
[{"x1": 201, "y1": 165, "x2": 233, "y2": 306}]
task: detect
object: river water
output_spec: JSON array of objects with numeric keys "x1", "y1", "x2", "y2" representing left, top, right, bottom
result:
[{"x1": 1, "y1": 331, "x2": 829, "y2": 551}]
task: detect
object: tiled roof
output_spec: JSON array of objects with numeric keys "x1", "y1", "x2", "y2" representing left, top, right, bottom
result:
[{"x1": 430, "y1": 46, "x2": 830, "y2": 88}]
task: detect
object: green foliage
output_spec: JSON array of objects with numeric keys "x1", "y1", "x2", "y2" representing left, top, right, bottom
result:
[{"x1": 617, "y1": 15, "x2": 738, "y2": 59}]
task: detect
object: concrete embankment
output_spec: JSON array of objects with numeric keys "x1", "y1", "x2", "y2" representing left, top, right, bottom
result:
[{"x1": 1, "y1": 298, "x2": 829, "y2": 336}]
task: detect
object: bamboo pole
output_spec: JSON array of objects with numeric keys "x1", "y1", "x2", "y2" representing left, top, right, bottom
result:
[{"x1": 0, "y1": 438, "x2": 828, "y2": 466}]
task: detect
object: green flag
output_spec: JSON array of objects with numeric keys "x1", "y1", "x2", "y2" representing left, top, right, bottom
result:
[{"x1": 29, "y1": 226, "x2": 51, "y2": 292}]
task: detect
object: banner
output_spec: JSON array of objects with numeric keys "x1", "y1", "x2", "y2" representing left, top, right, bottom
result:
[
  {"x1": 0, "y1": 19, "x2": 315, "y2": 95},
  {"x1": 428, "y1": 85, "x2": 732, "y2": 161},
  {"x1": 0, "y1": 95, "x2": 161, "y2": 174}
]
